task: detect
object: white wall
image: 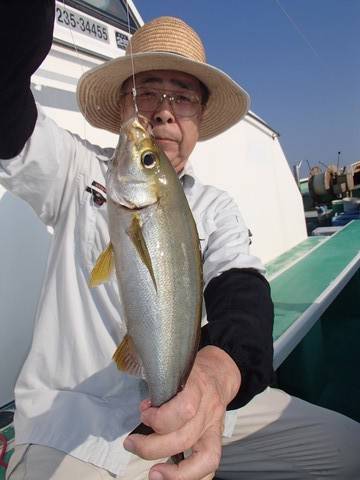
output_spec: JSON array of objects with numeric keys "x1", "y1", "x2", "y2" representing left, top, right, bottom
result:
[
  {"x1": 192, "y1": 114, "x2": 307, "y2": 264},
  {"x1": 31, "y1": 43, "x2": 118, "y2": 144}
]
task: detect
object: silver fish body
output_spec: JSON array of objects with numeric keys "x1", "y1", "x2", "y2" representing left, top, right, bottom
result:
[{"x1": 106, "y1": 117, "x2": 202, "y2": 407}]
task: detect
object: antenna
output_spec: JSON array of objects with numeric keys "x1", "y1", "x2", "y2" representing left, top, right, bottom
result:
[{"x1": 293, "y1": 160, "x2": 302, "y2": 189}]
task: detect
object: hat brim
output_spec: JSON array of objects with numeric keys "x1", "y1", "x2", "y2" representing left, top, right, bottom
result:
[{"x1": 76, "y1": 52, "x2": 250, "y2": 141}]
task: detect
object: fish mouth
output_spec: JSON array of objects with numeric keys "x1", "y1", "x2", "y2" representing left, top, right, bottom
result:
[{"x1": 123, "y1": 116, "x2": 153, "y2": 142}]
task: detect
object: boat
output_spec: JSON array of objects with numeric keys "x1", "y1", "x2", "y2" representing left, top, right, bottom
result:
[
  {"x1": 296, "y1": 161, "x2": 360, "y2": 235},
  {"x1": 1, "y1": 1, "x2": 359, "y2": 476}
]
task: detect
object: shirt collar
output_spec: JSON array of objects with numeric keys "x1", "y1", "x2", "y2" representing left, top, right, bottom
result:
[{"x1": 178, "y1": 163, "x2": 196, "y2": 189}]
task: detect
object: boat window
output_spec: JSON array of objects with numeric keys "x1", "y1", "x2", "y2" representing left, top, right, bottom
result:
[{"x1": 65, "y1": 0, "x2": 139, "y2": 32}]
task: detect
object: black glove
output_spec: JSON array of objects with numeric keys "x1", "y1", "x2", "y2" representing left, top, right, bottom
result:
[{"x1": 0, "y1": 1, "x2": 55, "y2": 158}]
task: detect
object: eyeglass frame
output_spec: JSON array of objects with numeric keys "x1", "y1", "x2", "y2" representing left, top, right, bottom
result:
[{"x1": 120, "y1": 87, "x2": 206, "y2": 118}]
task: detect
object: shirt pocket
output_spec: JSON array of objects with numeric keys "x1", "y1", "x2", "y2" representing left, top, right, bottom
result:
[{"x1": 75, "y1": 185, "x2": 110, "y2": 275}]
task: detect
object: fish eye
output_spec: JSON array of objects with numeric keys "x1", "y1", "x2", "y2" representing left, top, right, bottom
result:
[{"x1": 141, "y1": 151, "x2": 157, "y2": 169}]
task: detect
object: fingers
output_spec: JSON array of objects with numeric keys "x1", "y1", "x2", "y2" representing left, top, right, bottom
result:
[
  {"x1": 141, "y1": 350, "x2": 229, "y2": 437},
  {"x1": 141, "y1": 387, "x2": 201, "y2": 434},
  {"x1": 128, "y1": 374, "x2": 225, "y2": 462},
  {"x1": 148, "y1": 425, "x2": 222, "y2": 480},
  {"x1": 124, "y1": 416, "x2": 202, "y2": 460},
  {"x1": 140, "y1": 398, "x2": 152, "y2": 412},
  {"x1": 131, "y1": 350, "x2": 231, "y2": 478}
]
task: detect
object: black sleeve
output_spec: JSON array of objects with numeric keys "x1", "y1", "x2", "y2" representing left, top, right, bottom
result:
[
  {"x1": 200, "y1": 268, "x2": 274, "y2": 410},
  {"x1": 0, "y1": 1, "x2": 55, "y2": 159}
]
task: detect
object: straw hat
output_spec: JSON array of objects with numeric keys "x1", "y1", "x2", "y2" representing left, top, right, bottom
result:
[{"x1": 77, "y1": 16, "x2": 250, "y2": 141}]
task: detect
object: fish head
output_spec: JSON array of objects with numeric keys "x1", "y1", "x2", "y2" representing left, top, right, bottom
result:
[{"x1": 107, "y1": 116, "x2": 169, "y2": 209}]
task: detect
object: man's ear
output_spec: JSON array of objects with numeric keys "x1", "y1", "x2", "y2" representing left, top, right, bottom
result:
[{"x1": 198, "y1": 104, "x2": 207, "y2": 123}]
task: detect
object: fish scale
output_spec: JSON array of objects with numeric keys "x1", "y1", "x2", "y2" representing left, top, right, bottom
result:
[{"x1": 90, "y1": 116, "x2": 203, "y2": 407}]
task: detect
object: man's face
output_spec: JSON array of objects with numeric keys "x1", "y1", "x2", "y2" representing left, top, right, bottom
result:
[{"x1": 120, "y1": 70, "x2": 205, "y2": 174}]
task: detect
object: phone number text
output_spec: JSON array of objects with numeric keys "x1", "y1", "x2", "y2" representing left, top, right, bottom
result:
[{"x1": 56, "y1": 6, "x2": 109, "y2": 43}]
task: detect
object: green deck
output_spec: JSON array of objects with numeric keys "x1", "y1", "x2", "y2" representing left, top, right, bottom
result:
[
  {"x1": 273, "y1": 221, "x2": 360, "y2": 422},
  {"x1": 277, "y1": 270, "x2": 360, "y2": 421},
  {"x1": 269, "y1": 221, "x2": 360, "y2": 341},
  {"x1": 265, "y1": 236, "x2": 325, "y2": 280}
]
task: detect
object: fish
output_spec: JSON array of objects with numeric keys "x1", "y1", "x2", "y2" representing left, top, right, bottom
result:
[{"x1": 90, "y1": 115, "x2": 203, "y2": 408}]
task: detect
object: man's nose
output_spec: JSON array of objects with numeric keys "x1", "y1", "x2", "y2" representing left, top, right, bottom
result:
[{"x1": 152, "y1": 98, "x2": 175, "y2": 124}]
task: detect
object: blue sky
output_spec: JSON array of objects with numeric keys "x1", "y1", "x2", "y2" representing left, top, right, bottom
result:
[{"x1": 134, "y1": 0, "x2": 360, "y2": 176}]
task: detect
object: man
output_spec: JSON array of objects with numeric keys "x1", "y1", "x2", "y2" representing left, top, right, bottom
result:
[{"x1": 1, "y1": 3, "x2": 359, "y2": 480}]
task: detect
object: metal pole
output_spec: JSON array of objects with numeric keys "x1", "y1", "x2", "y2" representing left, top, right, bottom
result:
[{"x1": 336, "y1": 151, "x2": 341, "y2": 170}]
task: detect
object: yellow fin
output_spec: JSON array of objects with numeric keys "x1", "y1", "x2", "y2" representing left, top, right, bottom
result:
[
  {"x1": 89, "y1": 243, "x2": 114, "y2": 287},
  {"x1": 127, "y1": 214, "x2": 157, "y2": 291},
  {"x1": 113, "y1": 334, "x2": 144, "y2": 377}
]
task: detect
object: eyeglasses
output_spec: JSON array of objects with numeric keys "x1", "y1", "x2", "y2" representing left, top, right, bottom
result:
[{"x1": 122, "y1": 88, "x2": 203, "y2": 118}]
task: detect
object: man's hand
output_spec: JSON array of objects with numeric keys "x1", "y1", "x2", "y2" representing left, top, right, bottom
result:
[{"x1": 123, "y1": 346, "x2": 241, "y2": 480}]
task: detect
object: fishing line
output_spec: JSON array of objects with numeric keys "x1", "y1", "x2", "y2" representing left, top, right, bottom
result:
[
  {"x1": 125, "y1": 0, "x2": 139, "y2": 116},
  {"x1": 274, "y1": 0, "x2": 320, "y2": 58}
]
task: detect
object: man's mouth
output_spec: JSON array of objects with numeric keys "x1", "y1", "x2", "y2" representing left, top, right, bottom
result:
[{"x1": 155, "y1": 137, "x2": 178, "y2": 145}]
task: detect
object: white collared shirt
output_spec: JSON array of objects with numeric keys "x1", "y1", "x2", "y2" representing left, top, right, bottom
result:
[{"x1": 0, "y1": 106, "x2": 263, "y2": 475}]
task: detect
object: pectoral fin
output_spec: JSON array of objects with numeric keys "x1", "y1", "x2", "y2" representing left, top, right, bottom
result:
[
  {"x1": 128, "y1": 214, "x2": 157, "y2": 290},
  {"x1": 113, "y1": 334, "x2": 144, "y2": 377},
  {"x1": 89, "y1": 243, "x2": 114, "y2": 287}
]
